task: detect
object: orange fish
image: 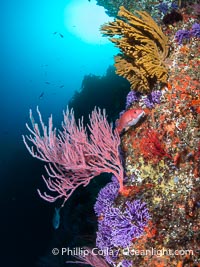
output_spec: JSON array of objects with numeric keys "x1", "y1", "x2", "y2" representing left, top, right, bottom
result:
[{"x1": 116, "y1": 109, "x2": 145, "y2": 134}]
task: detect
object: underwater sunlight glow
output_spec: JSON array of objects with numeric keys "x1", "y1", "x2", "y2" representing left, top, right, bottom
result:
[{"x1": 64, "y1": 0, "x2": 112, "y2": 44}]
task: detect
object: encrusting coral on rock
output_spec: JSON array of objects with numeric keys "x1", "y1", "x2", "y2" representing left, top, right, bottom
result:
[{"x1": 97, "y1": 3, "x2": 200, "y2": 267}]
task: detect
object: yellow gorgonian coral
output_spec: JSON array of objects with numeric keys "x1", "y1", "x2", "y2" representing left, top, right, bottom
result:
[{"x1": 101, "y1": 6, "x2": 169, "y2": 93}]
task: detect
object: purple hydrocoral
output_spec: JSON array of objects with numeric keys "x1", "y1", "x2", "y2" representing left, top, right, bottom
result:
[
  {"x1": 94, "y1": 175, "x2": 119, "y2": 217},
  {"x1": 143, "y1": 90, "x2": 162, "y2": 108},
  {"x1": 157, "y1": 2, "x2": 169, "y2": 14},
  {"x1": 110, "y1": 200, "x2": 150, "y2": 247},
  {"x1": 171, "y1": 1, "x2": 178, "y2": 10},
  {"x1": 125, "y1": 90, "x2": 162, "y2": 109},
  {"x1": 121, "y1": 259, "x2": 133, "y2": 267},
  {"x1": 156, "y1": 1, "x2": 178, "y2": 14},
  {"x1": 191, "y1": 23, "x2": 200, "y2": 38},
  {"x1": 151, "y1": 90, "x2": 162, "y2": 103},
  {"x1": 96, "y1": 199, "x2": 150, "y2": 250},
  {"x1": 175, "y1": 29, "x2": 191, "y2": 45},
  {"x1": 126, "y1": 90, "x2": 141, "y2": 108},
  {"x1": 175, "y1": 24, "x2": 200, "y2": 45}
]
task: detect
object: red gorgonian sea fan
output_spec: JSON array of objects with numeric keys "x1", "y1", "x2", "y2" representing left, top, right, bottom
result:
[
  {"x1": 22, "y1": 107, "x2": 125, "y2": 206},
  {"x1": 66, "y1": 247, "x2": 110, "y2": 267},
  {"x1": 139, "y1": 129, "x2": 172, "y2": 163}
]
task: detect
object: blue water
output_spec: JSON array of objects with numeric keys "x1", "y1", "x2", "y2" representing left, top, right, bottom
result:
[{"x1": 0, "y1": 1, "x2": 117, "y2": 266}]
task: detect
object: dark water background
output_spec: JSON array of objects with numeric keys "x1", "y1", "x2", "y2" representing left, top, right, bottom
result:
[{"x1": 0, "y1": 1, "x2": 119, "y2": 266}]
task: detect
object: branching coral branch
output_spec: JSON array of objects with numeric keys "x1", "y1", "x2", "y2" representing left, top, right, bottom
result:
[
  {"x1": 22, "y1": 107, "x2": 124, "y2": 206},
  {"x1": 101, "y1": 6, "x2": 169, "y2": 92}
]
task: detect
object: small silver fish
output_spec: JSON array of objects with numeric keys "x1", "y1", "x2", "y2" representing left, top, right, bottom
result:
[
  {"x1": 52, "y1": 207, "x2": 61, "y2": 230},
  {"x1": 39, "y1": 92, "x2": 44, "y2": 99}
]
